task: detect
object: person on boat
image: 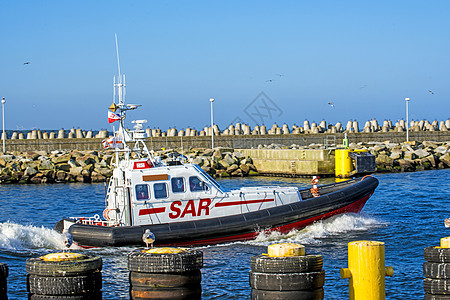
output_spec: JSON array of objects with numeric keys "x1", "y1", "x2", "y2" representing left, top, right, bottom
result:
[
  {"x1": 172, "y1": 178, "x2": 184, "y2": 193},
  {"x1": 310, "y1": 176, "x2": 320, "y2": 197},
  {"x1": 189, "y1": 176, "x2": 206, "y2": 192},
  {"x1": 136, "y1": 184, "x2": 149, "y2": 200}
]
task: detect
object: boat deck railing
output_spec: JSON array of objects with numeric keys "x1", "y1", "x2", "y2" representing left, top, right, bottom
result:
[
  {"x1": 73, "y1": 216, "x2": 121, "y2": 227},
  {"x1": 299, "y1": 177, "x2": 361, "y2": 199}
]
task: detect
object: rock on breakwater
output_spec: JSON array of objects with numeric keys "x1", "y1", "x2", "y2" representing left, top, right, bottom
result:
[
  {"x1": 180, "y1": 147, "x2": 258, "y2": 178},
  {"x1": 365, "y1": 141, "x2": 450, "y2": 173}
]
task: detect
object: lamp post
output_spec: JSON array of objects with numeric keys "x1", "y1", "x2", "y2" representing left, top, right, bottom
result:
[
  {"x1": 1, "y1": 97, "x2": 5, "y2": 153},
  {"x1": 405, "y1": 97, "x2": 410, "y2": 142},
  {"x1": 210, "y1": 98, "x2": 214, "y2": 149}
]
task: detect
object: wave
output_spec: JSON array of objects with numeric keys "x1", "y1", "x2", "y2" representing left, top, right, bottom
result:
[
  {"x1": 0, "y1": 221, "x2": 76, "y2": 251},
  {"x1": 248, "y1": 213, "x2": 384, "y2": 246},
  {"x1": 1, "y1": 214, "x2": 384, "y2": 252}
]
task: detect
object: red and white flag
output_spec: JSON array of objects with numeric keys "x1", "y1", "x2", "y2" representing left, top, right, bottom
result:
[
  {"x1": 102, "y1": 136, "x2": 123, "y2": 149},
  {"x1": 108, "y1": 110, "x2": 121, "y2": 123}
]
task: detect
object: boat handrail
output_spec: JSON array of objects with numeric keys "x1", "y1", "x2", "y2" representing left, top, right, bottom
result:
[{"x1": 72, "y1": 216, "x2": 122, "y2": 227}]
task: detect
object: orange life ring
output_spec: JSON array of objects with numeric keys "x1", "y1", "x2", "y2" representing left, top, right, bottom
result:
[{"x1": 103, "y1": 208, "x2": 114, "y2": 220}]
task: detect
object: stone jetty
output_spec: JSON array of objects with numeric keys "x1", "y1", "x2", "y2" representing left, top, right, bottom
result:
[
  {"x1": 0, "y1": 142, "x2": 449, "y2": 184},
  {"x1": 0, "y1": 150, "x2": 113, "y2": 184},
  {"x1": 367, "y1": 141, "x2": 450, "y2": 173},
  {"x1": 0, "y1": 148, "x2": 257, "y2": 184}
]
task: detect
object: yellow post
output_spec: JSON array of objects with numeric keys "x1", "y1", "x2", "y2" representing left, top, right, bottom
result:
[
  {"x1": 335, "y1": 149, "x2": 353, "y2": 178},
  {"x1": 267, "y1": 243, "x2": 305, "y2": 257},
  {"x1": 340, "y1": 241, "x2": 393, "y2": 300},
  {"x1": 441, "y1": 237, "x2": 450, "y2": 248},
  {"x1": 343, "y1": 133, "x2": 349, "y2": 149}
]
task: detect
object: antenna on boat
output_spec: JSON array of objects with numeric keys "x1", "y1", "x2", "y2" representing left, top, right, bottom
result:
[
  {"x1": 110, "y1": 34, "x2": 151, "y2": 162},
  {"x1": 115, "y1": 33, "x2": 121, "y2": 80},
  {"x1": 112, "y1": 33, "x2": 131, "y2": 160},
  {"x1": 113, "y1": 36, "x2": 143, "y2": 140},
  {"x1": 114, "y1": 33, "x2": 126, "y2": 108}
]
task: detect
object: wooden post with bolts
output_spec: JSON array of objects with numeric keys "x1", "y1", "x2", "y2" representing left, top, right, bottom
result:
[{"x1": 340, "y1": 240, "x2": 394, "y2": 300}]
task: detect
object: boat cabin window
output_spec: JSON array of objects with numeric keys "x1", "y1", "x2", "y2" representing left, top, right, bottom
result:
[
  {"x1": 154, "y1": 183, "x2": 168, "y2": 199},
  {"x1": 193, "y1": 164, "x2": 224, "y2": 192},
  {"x1": 171, "y1": 177, "x2": 185, "y2": 193},
  {"x1": 135, "y1": 184, "x2": 149, "y2": 200},
  {"x1": 189, "y1": 176, "x2": 208, "y2": 192}
]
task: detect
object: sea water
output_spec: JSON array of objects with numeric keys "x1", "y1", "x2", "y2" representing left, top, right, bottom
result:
[{"x1": 0, "y1": 169, "x2": 449, "y2": 299}]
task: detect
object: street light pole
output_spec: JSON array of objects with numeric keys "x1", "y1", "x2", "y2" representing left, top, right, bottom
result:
[
  {"x1": 210, "y1": 98, "x2": 214, "y2": 149},
  {"x1": 1, "y1": 97, "x2": 5, "y2": 153},
  {"x1": 405, "y1": 97, "x2": 410, "y2": 142}
]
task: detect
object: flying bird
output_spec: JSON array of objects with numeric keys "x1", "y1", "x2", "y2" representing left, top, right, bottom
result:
[
  {"x1": 62, "y1": 232, "x2": 73, "y2": 251},
  {"x1": 445, "y1": 218, "x2": 450, "y2": 228},
  {"x1": 328, "y1": 102, "x2": 335, "y2": 108},
  {"x1": 428, "y1": 90, "x2": 434, "y2": 95},
  {"x1": 142, "y1": 229, "x2": 155, "y2": 249}
]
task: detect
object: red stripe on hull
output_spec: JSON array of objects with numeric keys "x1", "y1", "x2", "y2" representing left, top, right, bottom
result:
[
  {"x1": 215, "y1": 198, "x2": 275, "y2": 207},
  {"x1": 167, "y1": 193, "x2": 372, "y2": 246},
  {"x1": 139, "y1": 207, "x2": 166, "y2": 216}
]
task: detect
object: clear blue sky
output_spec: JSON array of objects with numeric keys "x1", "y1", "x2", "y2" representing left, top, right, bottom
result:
[{"x1": 1, "y1": 1, "x2": 449, "y2": 131}]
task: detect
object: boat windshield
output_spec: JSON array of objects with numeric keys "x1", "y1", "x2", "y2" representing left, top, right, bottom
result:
[{"x1": 193, "y1": 165, "x2": 227, "y2": 192}]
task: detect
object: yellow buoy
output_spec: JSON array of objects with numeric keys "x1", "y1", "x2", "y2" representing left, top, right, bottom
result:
[
  {"x1": 142, "y1": 247, "x2": 187, "y2": 254},
  {"x1": 340, "y1": 240, "x2": 393, "y2": 300},
  {"x1": 335, "y1": 149, "x2": 353, "y2": 178},
  {"x1": 267, "y1": 243, "x2": 305, "y2": 257},
  {"x1": 41, "y1": 252, "x2": 85, "y2": 262}
]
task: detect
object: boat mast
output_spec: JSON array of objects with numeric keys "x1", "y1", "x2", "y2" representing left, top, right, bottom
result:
[
  {"x1": 115, "y1": 33, "x2": 121, "y2": 83},
  {"x1": 112, "y1": 34, "x2": 151, "y2": 163},
  {"x1": 113, "y1": 34, "x2": 131, "y2": 163}
]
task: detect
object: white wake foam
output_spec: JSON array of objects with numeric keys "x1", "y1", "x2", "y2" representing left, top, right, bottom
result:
[
  {"x1": 0, "y1": 222, "x2": 69, "y2": 251},
  {"x1": 249, "y1": 213, "x2": 383, "y2": 246}
]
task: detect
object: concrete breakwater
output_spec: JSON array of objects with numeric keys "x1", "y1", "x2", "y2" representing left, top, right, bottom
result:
[
  {"x1": 1, "y1": 118, "x2": 449, "y2": 142},
  {"x1": 3, "y1": 131, "x2": 450, "y2": 153},
  {"x1": 0, "y1": 148, "x2": 256, "y2": 184}
]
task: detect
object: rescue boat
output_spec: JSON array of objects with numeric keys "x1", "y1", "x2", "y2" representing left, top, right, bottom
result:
[{"x1": 54, "y1": 73, "x2": 379, "y2": 248}]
